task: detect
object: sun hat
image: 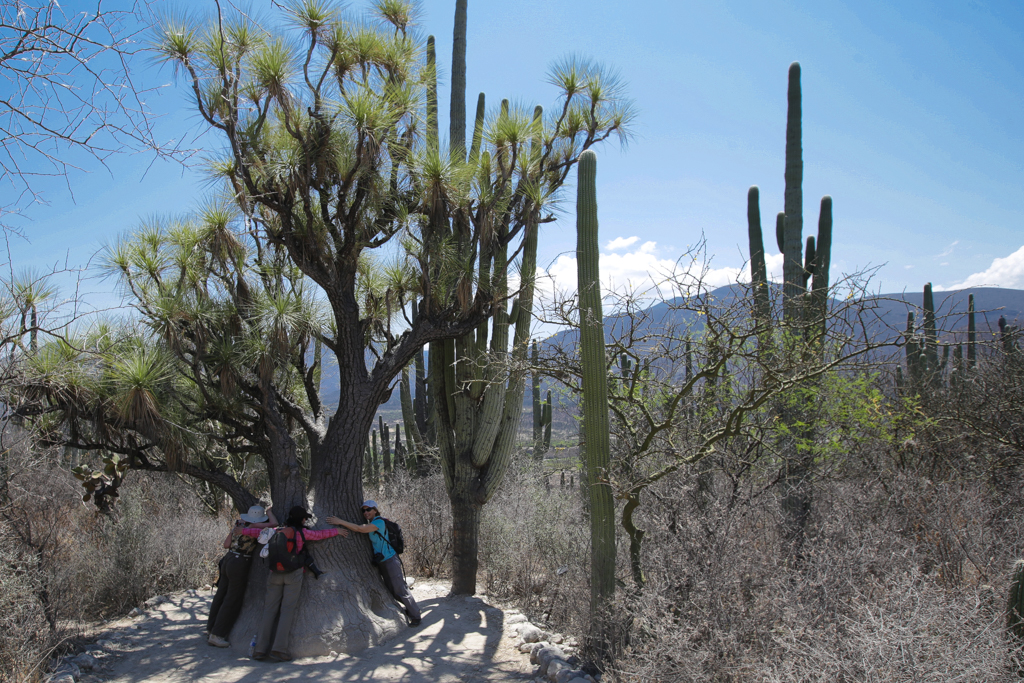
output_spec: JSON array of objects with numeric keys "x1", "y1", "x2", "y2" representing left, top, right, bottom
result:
[
  {"x1": 362, "y1": 500, "x2": 378, "y2": 510},
  {"x1": 240, "y1": 505, "x2": 269, "y2": 523}
]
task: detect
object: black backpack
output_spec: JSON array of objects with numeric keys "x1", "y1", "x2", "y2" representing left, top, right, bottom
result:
[
  {"x1": 266, "y1": 527, "x2": 307, "y2": 572},
  {"x1": 374, "y1": 517, "x2": 405, "y2": 555}
]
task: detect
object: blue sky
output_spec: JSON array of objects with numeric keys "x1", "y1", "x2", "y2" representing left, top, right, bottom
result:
[{"x1": 8, "y1": 0, "x2": 1024, "y2": 310}]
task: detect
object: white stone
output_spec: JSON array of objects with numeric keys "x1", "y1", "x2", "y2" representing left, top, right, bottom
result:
[
  {"x1": 128, "y1": 607, "x2": 141, "y2": 617},
  {"x1": 519, "y1": 641, "x2": 535, "y2": 653},
  {"x1": 47, "y1": 675, "x2": 75, "y2": 683},
  {"x1": 520, "y1": 624, "x2": 543, "y2": 643},
  {"x1": 535, "y1": 645, "x2": 566, "y2": 672},
  {"x1": 506, "y1": 613, "x2": 528, "y2": 625},
  {"x1": 553, "y1": 634, "x2": 564, "y2": 644}
]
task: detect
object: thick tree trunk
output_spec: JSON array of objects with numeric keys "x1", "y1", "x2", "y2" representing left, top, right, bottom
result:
[{"x1": 229, "y1": 382, "x2": 407, "y2": 656}]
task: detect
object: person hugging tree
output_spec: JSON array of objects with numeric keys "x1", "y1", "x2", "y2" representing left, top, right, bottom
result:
[{"x1": 327, "y1": 500, "x2": 421, "y2": 626}]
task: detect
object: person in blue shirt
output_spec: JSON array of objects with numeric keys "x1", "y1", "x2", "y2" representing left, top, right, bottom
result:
[{"x1": 327, "y1": 500, "x2": 421, "y2": 626}]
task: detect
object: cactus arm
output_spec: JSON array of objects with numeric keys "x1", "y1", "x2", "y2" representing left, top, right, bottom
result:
[
  {"x1": 449, "y1": 0, "x2": 467, "y2": 162},
  {"x1": 469, "y1": 93, "x2": 486, "y2": 162},
  {"x1": 426, "y1": 36, "x2": 438, "y2": 151},
  {"x1": 747, "y1": 186, "x2": 771, "y2": 336}
]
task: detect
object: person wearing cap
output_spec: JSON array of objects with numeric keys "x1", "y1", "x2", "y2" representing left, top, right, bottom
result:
[
  {"x1": 326, "y1": 501, "x2": 421, "y2": 626},
  {"x1": 206, "y1": 503, "x2": 278, "y2": 648},
  {"x1": 236, "y1": 505, "x2": 347, "y2": 662}
]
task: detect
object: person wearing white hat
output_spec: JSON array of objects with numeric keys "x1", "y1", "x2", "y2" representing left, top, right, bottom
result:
[
  {"x1": 206, "y1": 503, "x2": 278, "y2": 648},
  {"x1": 327, "y1": 500, "x2": 421, "y2": 626}
]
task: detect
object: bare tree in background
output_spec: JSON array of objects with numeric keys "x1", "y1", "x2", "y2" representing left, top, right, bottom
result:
[{"x1": 0, "y1": 0, "x2": 173, "y2": 230}]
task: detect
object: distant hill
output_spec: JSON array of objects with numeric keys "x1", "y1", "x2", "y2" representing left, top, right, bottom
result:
[{"x1": 316, "y1": 286, "x2": 1024, "y2": 425}]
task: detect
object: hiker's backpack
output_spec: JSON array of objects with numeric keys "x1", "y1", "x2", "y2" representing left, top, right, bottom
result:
[
  {"x1": 265, "y1": 527, "x2": 307, "y2": 572},
  {"x1": 376, "y1": 517, "x2": 405, "y2": 555}
]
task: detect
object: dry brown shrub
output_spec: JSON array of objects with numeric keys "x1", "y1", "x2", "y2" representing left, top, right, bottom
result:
[
  {"x1": 603, "y1": 469, "x2": 1024, "y2": 682},
  {"x1": 1, "y1": 432, "x2": 224, "y2": 681}
]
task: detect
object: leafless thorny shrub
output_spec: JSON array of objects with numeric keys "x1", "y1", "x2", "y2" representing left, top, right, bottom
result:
[
  {"x1": 600, "y1": 462, "x2": 1024, "y2": 682},
  {"x1": 0, "y1": 429, "x2": 223, "y2": 681}
]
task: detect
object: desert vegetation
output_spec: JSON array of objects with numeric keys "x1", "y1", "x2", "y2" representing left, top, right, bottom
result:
[{"x1": 1, "y1": 0, "x2": 1022, "y2": 681}]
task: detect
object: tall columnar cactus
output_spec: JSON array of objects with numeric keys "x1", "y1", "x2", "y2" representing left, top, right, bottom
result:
[
  {"x1": 532, "y1": 340, "x2": 542, "y2": 447},
  {"x1": 379, "y1": 416, "x2": 392, "y2": 473},
  {"x1": 576, "y1": 149, "x2": 616, "y2": 620},
  {"x1": 449, "y1": 0, "x2": 467, "y2": 161},
  {"x1": 543, "y1": 390, "x2": 552, "y2": 452},
  {"x1": 968, "y1": 294, "x2": 977, "y2": 368},
  {"x1": 923, "y1": 283, "x2": 939, "y2": 382},
  {"x1": 1008, "y1": 559, "x2": 1024, "y2": 640},
  {"x1": 747, "y1": 62, "x2": 834, "y2": 554},
  {"x1": 782, "y1": 62, "x2": 804, "y2": 323},
  {"x1": 531, "y1": 340, "x2": 553, "y2": 458}
]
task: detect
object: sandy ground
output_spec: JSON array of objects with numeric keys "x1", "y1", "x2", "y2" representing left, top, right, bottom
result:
[{"x1": 84, "y1": 580, "x2": 534, "y2": 683}]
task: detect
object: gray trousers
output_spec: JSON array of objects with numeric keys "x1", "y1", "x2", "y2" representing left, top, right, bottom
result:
[
  {"x1": 378, "y1": 555, "x2": 420, "y2": 621},
  {"x1": 256, "y1": 568, "x2": 304, "y2": 655}
]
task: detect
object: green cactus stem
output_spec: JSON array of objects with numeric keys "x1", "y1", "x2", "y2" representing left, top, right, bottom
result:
[
  {"x1": 449, "y1": 0, "x2": 467, "y2": 161},
  {"x1": 379, "y1": 416, "x2": 392, "y2": 473},
  {"x1": 426, "y1": 36, "x2": 438, "y2": 150},
  {"x1": 968, "y1": 294, "x2": 977, "y2": 368},
  {"x1": 532, "y1": 340, "x2": 542, "y2": 447},
  {"x1": 810, "y1": 196, "x2": 832, "y2": 335},
  {"x1": 782, "y1": 62, "x2": 804, "y2": 322},
  {"x1": 469, "y1": 93, "x2": 486, "y2": 162},
  {"x1": 543, "y1": 390, "x2": 552, "y2": 452},
  {"x1": 576, "y1": 149, "x2": 616, "y2": 619},
  {"x1": 923, "y1": 283, "x2": 938, "y2": 383},
  {"x1": 747, "y1": 186, "x2": 771, "y2": 340}
]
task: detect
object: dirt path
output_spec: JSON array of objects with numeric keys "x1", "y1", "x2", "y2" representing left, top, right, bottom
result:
[{"x1": 88, "y1": 581, "x2": 534, "y2": 683}]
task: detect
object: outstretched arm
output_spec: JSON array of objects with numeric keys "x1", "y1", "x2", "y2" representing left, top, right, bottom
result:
[{"x1": 326, "y1": 516, "x2": 377, "y2": 534}]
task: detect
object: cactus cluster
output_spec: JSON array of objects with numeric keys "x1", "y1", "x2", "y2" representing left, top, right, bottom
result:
[
  {"x1": 898, "y1": 287, "x2": 979, "y2": 394},
  {"x1": 364, "y1": 417, "x2": 408, "y2": 485}
]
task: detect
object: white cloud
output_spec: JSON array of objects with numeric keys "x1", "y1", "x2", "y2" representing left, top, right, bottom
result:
[
  {"x1": 535, "y1": 240, "x2": 758, "y2": 307},
  {"x1": 605, "y1": 236, "x2": 639, "y2": 251},
  {"x1": 943, "y1": 245, "x2": 1024, "y2": 290},
  {"x1": 935, "y1": 240, "x2": 959, "y2": 259}
]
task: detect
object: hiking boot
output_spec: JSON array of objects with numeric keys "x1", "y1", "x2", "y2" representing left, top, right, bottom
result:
[
  {"x1": 408, "y1": 618, "x2": 421, "y2": 627},
  {"x1": 252, "y1": 651, "x2": 267, "y2": 661},
  {"x1": 268, "y1": 651, "x2": 292, "y2": 662},
  {"x1": 207, "y1": 635, "x2": 230, "y2": 648}
]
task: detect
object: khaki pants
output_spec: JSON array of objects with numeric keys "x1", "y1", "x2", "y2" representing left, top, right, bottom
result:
[{"x1": 256, "y1": 568, "x2": 304, "y2": 655}]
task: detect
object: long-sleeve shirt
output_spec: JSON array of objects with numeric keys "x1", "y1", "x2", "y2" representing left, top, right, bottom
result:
[{"x1": 240, "y1": 525, "x2": 338, "y2": 553}]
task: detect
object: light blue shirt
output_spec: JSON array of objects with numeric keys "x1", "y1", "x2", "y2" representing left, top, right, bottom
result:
[{"x1": 370, "y1": 517, "x2": 396, "y2": 561}]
